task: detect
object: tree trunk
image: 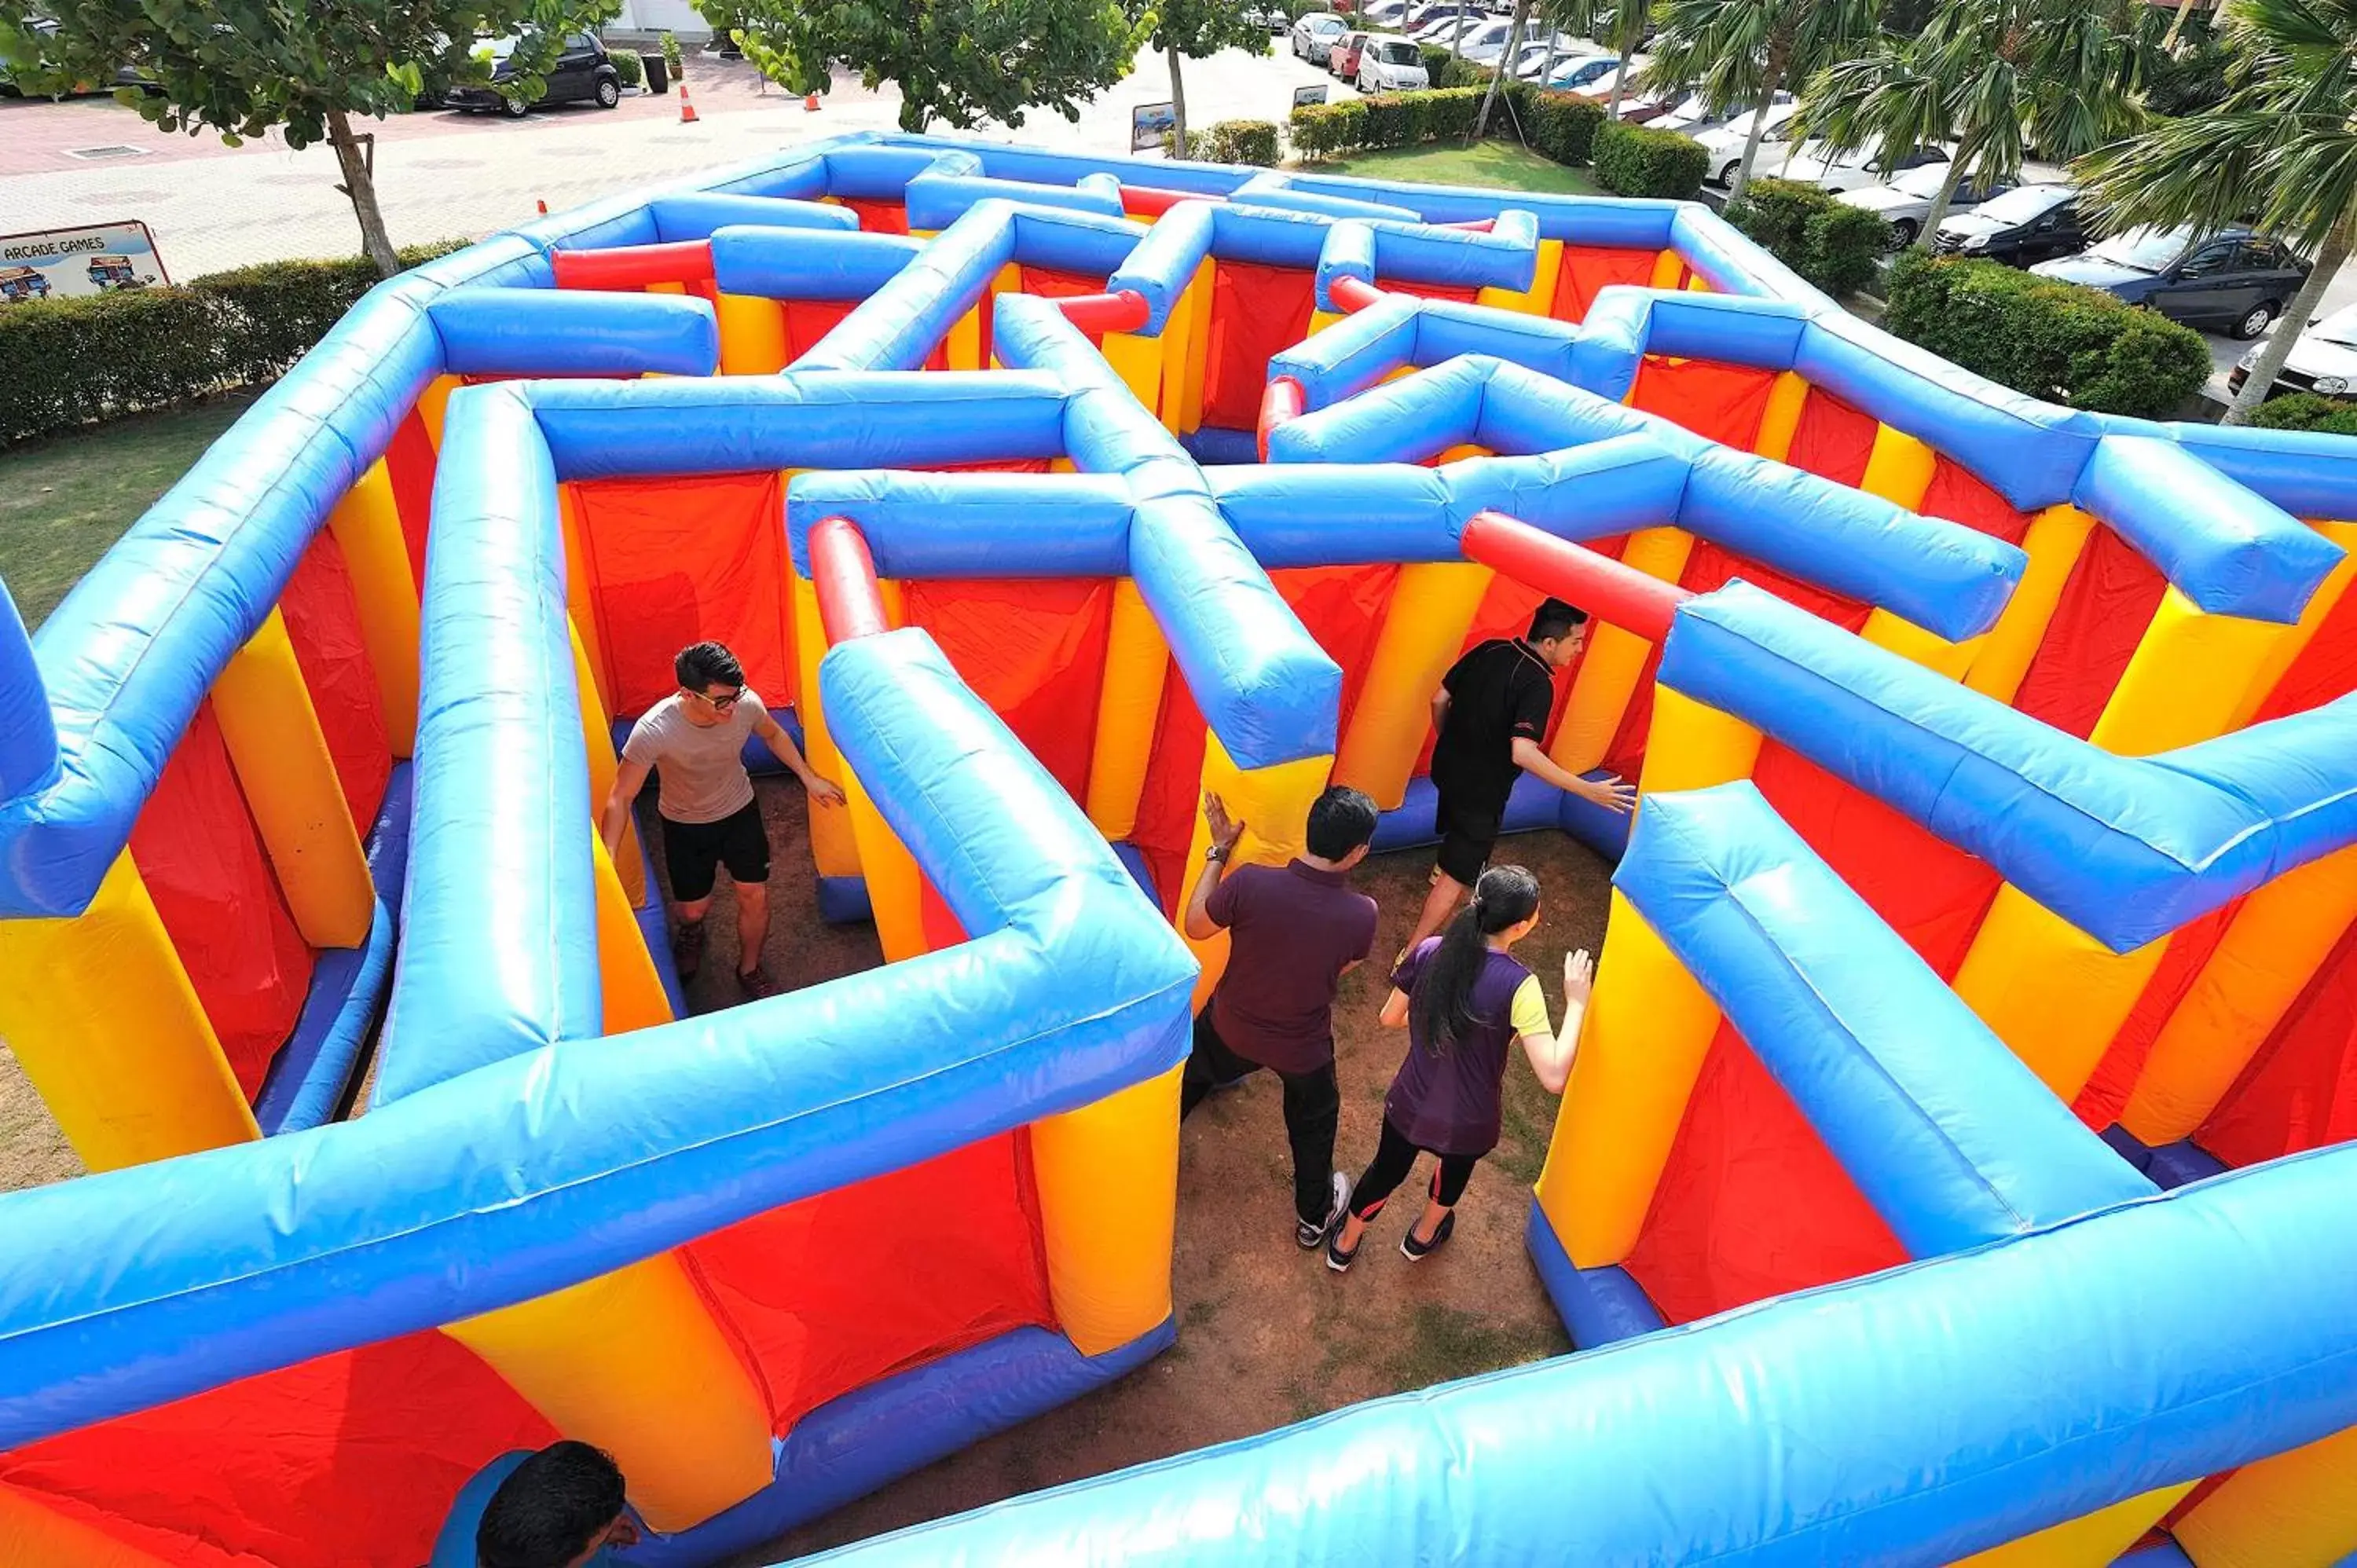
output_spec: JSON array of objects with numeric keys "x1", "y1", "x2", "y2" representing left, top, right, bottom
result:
[
  {"x1": 325, "y1": 108, "x2": 400, "y2": 278},
  {"x1": 1727, "y1": 59, "x2": 1786, "y2": 203},
  {"x1": 2163, "y1": 0, "x2": 2204, "y2": 49},
  {"x1": 1604, "y1": 9, "x2": 1635, "y2": 120},
  {"x1": 1475, "y1": 0, "x2": 1534, "y2": 138},
  {"x1": 2225, "y1": 212, "x2": 2354, "y2": 425},
  {"x1": 1911, "y1": 146, "x2": 1975, "y2": 253},
  {"x1": 1167, "y1": 43, "x2": 1188, "y2": 157}
]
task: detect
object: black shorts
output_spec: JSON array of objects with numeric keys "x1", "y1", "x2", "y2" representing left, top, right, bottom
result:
[
  {"x1": 660, "y1": 801, "x2": 771, "y2": 903},
  {"x1": 1432, "y1": 789, "x2": 1501, "y2": 888}
]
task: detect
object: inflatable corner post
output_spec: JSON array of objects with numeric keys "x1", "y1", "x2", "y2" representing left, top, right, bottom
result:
[{"x1": 1, "y1": 131, "x2": 2354, "y2": 1566}]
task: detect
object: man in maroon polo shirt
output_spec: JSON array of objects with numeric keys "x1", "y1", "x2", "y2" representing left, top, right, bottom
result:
[{"x1": 1180, "y1": 784, "x2": 1382, "y2": 1249}]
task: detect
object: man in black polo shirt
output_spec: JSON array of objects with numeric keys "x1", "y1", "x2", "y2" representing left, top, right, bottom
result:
[
  {"x1": 1402, "y1": 598, "x2": 1636, "y2": 957},
  {"x1": 1178, "y1": 784, "x2": 1380, "y2": 1250}
]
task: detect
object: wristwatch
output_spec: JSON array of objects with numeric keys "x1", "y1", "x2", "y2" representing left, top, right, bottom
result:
[{"x1": 1204, "y1": 844, "x2": 1230, "y2": 863}]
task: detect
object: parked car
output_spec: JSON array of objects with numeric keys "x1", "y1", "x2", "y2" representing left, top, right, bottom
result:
[
  {"x1": 2033, "y1": 226, "x2": 2309, "y2": 340},
  {"x1": 2231, "y1": 304, "x2": 2357, "y2": 399},
  {"x1": 444, "y1": 31, "x2": 620, "y2": 116},
  {"x1": 1358, "y1": 0, "x2": 1410, "y2": 24},
  {"x1": 1355, "y1": 34, "x2": 1429, "y2": 91},
  {"x1": 1244, "y1": 2, "x2": 1291, "y2": 31},
  {"x1": 1695, "y1": 101, "x2": 1803, "y2": 187},
  {"x1": 1450, "y1": 19, "x2": 1522, "y2": 64},
  {"x1": 1552, "y1": 59, "x2": 1637, "y2": 97},
  {"x1": 1771, "y1": 141, "x2": 1951, "y2": 197},
  {"x1": 1292, "y1": 12, "x2": 1351, "y2": 61},
  {"x1": 1505, "y1": 37, "x2": 1586, "y2": 78},
  {"x1": 1330, "y1": 30, "x2": 1372, "y2": 76},
  {"x1": 1530, "y1": 52, "x2": 1617, "y2": 90},
  {"x1": 1932, "y1": 183, "x2": 2084, "y2": 266},
  {"x1": 1838, "y1": 164, "x2": 2015, "y2": 248},
  {"x1": 1653, "y1": 90, "x2": 1791, "y2": 134},
  {"x1": 1402, "y1": 1, "x2": 1476, "y2": 33}
]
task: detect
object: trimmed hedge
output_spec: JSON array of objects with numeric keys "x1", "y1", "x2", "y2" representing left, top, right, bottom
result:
[
  {"x1": 609, "y1": 47, "x2": 644, "y2": 88},
  {"x1": 1882, "y1": 252, "x2": 2214, "y2": 419},
  {"x1": 1200, "y1": 119, "x2": 1281, "y2": 167},
  {"x1": 1288, "y1": 85, "x2": 1486, "y2": 159},
  {"x1": 1723, "y1": 178, "x2": 1893, "y2": 298},
  {"x1": 1, "y1": 242, "x2": 464, "y2": 446},
  {"x1": 1523, "y1": 89, "x2": 1604, "y2": 167},
  {"x1": 1593, "y1": 120, "x2": 1707, "y2": 200},
  {"x1": 2248, "y1": 391, "x2": 2357, "y2": 434}
]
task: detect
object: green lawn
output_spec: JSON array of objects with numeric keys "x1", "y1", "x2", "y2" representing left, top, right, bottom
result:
[
  {"x1": 1315, "y1": 141, "x2": 1605, "y2": 197},
  {"x1": 0, "y1": 394, "x2": 252, "y2": 631}
]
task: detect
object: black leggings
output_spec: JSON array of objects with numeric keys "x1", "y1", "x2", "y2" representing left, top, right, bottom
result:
[{"x1": 1350, "y1": 1116, "x2": 1479, "y2": 1222}]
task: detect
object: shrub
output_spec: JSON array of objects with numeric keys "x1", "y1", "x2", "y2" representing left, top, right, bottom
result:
[
  {"x1": 1289, "y1": 0, "x2": 1332, "y2": 16},
  {"x1": 0, "y1": 242, "x2": 464, "y2": 446},
  {"x1": 608, "y1": 47, "x2": 644, "y2": 88},
  {"x1": 1418, "y1": 42, "x2": 1450, "y2": 85},
  {"x1": 1288, "y1": 97, "x2": 1369, "y2": 159},
  {"x1": 1723, "y1": 178, "x2": 1893, "y2": 298},
  {"x1": 1523, "y1": 89, "x2": 1604, "y2": 167},
  {"x1": 1199, "y1": 118, "x2": 1281, "y2": 167},
  {"x1": 1882, "y1": 252, "x2": 2215, "y2": 419},
  {"x1": 1593, "y1": 120, "x2": 1707, "y2": 200},
  {"x1": 661, "y1": 30, "x2": 684, "y2": 71},
  {"x1": 2248, "y1": 392, "x2": 2357, "y2": 434}
]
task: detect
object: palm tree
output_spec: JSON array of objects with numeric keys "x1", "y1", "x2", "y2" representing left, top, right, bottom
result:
[
  {"x1": 1542, "y1": 0, "x2": 1650, "y2": 119},
  {"x1": 1796, "y1": 0, "x2": 2146, "y2": 251},
  {"x1": 2077, "y1": 0, "x2": 2357, "y2": 423},
  {"x1": 1640, "y1": 0, "x2": 1880, "y2": 201},
  {"x1": 1476, "y1": 0, "x2": 1538, "y2": 137}
]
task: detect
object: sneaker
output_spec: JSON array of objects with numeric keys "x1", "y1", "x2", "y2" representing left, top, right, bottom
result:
[
  {"x1": 673, "y1": 919, "x2": 706, "y2": 982},
  {"x1": 1295, "y1": 1171, "x2": 1351, "y2": 1250},
  {"x1": 1326, "y1": 1222, "x2": 1363, "y2": 1273},
  {"x1": 1401, "y1": 1211, "x2": 1455, "y2": 1262},
  {"x1": 737, "y1": 963, "x2": 779, "y2": 1000}
]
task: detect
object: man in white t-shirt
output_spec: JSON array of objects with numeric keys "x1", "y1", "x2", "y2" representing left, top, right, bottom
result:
[{"x1": 599, "y1": 641, "x2": 844, "y2": 999}]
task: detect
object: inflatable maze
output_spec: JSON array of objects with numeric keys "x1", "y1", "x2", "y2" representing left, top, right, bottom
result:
[{"x1": 1, "y1": 132, "x2": 2354, "y2": 1566}]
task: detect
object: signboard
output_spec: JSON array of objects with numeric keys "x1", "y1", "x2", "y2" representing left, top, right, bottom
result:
[
  {"x1": 1293, "y1": 83, "x2": 1329, "y2": 109},
  {"x1": 1131, "y1": 100, "x2": 1176, "y2": 153},
  {"x1": 0, "y1": 221, "x2": 169, "y2": 304}
]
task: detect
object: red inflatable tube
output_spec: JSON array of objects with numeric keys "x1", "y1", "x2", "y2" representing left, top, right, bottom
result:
[
  {"x1": 1055, "y1": 290, "x2": 1151, "y2": 334},
  {"x1": 1437, "y1": 218, "x2": 1497, "y2": 233},
  {"x1": 1461, "y1": 511, "x2": 1692, "y2": 643},
  {"x1": 1329, "y1": 275, "x2": 1386, "y2": 313},
  {"x1": 808, "y1": 517, "x2": 892, "y2": 644},
  {"x1": 1258, "y1": 376, "x2": 1305, "y2": 462},
  {"x1": 1118, "y1": 185, "x2": 1212, "y2": 218},
  {"x1": 549, "y1": 240, "x2": 717, "y2": 291}
]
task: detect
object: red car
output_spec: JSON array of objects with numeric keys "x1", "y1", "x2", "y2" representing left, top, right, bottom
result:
[{"x1": 1332, "y1": 31, "x2": 1373, "y2": 77}]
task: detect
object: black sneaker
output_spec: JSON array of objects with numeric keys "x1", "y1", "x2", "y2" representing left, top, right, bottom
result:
[
  {"x1": 1296, "y1": 1172, "x2": 1351, "y2": 1250},
  {"x1": 1401, "y1": 1211, "x2": 1455, "y2": 1262},
  {"x1": 673, "y1": 918, "x2": 706, "y2": 982},
  {"x1": 738, "y1": 963, "x2": 779, "y2": 1000},
  {"x1": 1326, "y1": 1223, "x2": 1363, "y2": 1273}
]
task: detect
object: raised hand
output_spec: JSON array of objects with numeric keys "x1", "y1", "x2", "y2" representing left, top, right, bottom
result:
[
  {"x1": 1204, "y1": 790, "x2": 1247, "y2": 852},
  {"x1": 1563, "y1": 947, "x2": 1594, "y2": 1006}
]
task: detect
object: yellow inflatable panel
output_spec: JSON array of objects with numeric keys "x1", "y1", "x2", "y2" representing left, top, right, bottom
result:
[
  {"x1": 1333, "y1": 560, "x2": 1491, "y2": 807},
  {"x1": 1862, "y1": 606, "x2": 1985, "y2": 680},
  {"x1": 2231, "y1": 518, "x2": 2357, "y2": 730},
  {"x1": 1535, "y1": 889, "x2": 1722, "y2": 1266},
  {"x1": 2124, "y1": 841, "x2": 2357, "y2": 1145},
  {"x1": 1084, "y1": 580, "x2": 1171, "y2": 840},
  {"x1": 1948, "y1": 1484, "x2": 2194, "y2": 1567},
  {"x1": 714, "y1": 291, "x2": 789, "y2": 375},
  {"x1": 845, "y1": 763, "x2": 928, "y2": 962},
  {"x1": 1175, "y1": 735, "x2": 1334, "y2": 1011},
  {"x1": 1475, "y1": 237, "x2": 1560, "y2": 315},
  {"x1": 1951, "y1": 888, "x2": 2170, "y2": 1101},
  {"x1": 445, "y1": 1255, "x2": 776, "y2": 1534},
  {"x1": 1029, "y1": 1064, "x2": 1183, "y2": 1357},
  {"x1": 0, "y1": 1482, "x2": 176, "y2": 1567},
  {"x1": 1636, "y1": 687, "x2": 1764, "y2": 797},
  {"x1": 1966, "y1": 504, "x2": 2098, "y2": 707},
  {"x1": 213, "y1": 606, "x2": 375, "y2": 948},
  {"x1": 2176, "y1": 1423, "x2": 2357, "y2": 1568},
  {"x1": 1860, "y1": 423, "x2": 1938, "y2": 511},
  {"x1": 2091, "y1": 587, "x2": 2301, "y2": 757},
  {"x1": 1102, "y1": 328, "x2": 1164, "y2": 410},
  {"x1": 1648, "y1": 249, "x2": 1686, "y2": 290},
  {"x1": 0, "y1": 853, "x2": 259, "y2": 1170},
  {"x1": 324, "y1": 458, "x2": 420, "y2": 757},
  {"x1": 1554, "y1": 527, "x2": 1699, "y2": 775},
  {"x1": 415, "y1": 372, "x2": 459, "y2": 452},
  {"x1": 571, "y1": 618, "x2": 644, "y2": 906},
  {"x1": 790, "y1": 573, "x2": 863, "y2": 880},
  {"x1": 1752, "y1": 371, "x2": 1810, "y2": 463},
  {"x1": 559, "y1": 485, "x2": 615, "y2": 717},
  {"x1": 592, "y1": 832, "x2": 673, "y2": 1034}
]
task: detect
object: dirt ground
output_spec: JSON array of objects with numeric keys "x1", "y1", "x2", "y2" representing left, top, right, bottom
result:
[{"x1": 685, "y1": 779, "x2": 1615, "y2": 1565}]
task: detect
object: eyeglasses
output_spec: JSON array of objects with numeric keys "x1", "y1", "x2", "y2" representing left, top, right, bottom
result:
[{"x1": 691, "y1": 688, "x2": 744, "y2": 711}]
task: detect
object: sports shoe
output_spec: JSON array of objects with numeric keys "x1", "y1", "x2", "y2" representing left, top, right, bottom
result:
[
  {"x1": 1296, "y1": 1171, "x2": 1351, "y2": 1250},
  {"x1": 1401, "y1": 1210, "x2": 1455, "y2": 1262},
  {"x1": 1326, "y1": 1226, "x2": 1362, "y2": 1273},
  {"x1": 738, "y1": 963, "x2": 779, "y2": 1000},
  {"x1": 673, "y1": 918, "x2": 707, "y2": 982}
]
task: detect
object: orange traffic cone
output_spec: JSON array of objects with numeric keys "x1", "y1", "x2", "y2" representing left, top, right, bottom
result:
[
  {"x1": 679, "y1": 78, "x2": 700, "y2": 124},
  {"x1": 535, "y1": 198, "x2": 548, "y2": 215},
  {"x1": 803, "y1": 90, "x2": 819, "y2": 112}
]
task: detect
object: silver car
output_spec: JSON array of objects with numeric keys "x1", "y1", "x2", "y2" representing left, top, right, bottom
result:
[{"x1": 1292, "y1": 13, "x2": 1350, "y2": 62}]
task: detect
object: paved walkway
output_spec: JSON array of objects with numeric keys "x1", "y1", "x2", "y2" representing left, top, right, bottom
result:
[{"x1": 0, "y1": 45, "x2": 1337, "y2": 275}]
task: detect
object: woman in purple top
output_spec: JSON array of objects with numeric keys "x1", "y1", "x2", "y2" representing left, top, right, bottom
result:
[{"x1": 1328, "y1": 864, "x2": 1591, "y2": 1271}]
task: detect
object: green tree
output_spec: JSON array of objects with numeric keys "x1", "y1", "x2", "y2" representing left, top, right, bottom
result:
[
  {"x1": 0, "y1": 0, "x2": 614, "y2": 278},
  {"x1": 1639, "y1": 0, "x2": 1879, "y2": 200},
  {"x1": 725, "y1": 0, "x2": 1147, "y2": 133},
  {"x1": 1541, "y1": 0, "x2": 1650, "y2": 119},
  {"x1": 1795, "y1": 0, "x2": 2146, "y2": 251},
  {"x1": 2077, "y1": 0, "x2": 2357, "y2": 423},
  {"x1": 1475, "y1": 0, "x2": 1538, "y2": 137},
  {"x1": 1130, "y1": 0, "x2": 1272, "y2": 156}
]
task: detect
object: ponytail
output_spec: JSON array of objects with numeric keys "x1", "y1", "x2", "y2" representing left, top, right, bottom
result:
[{"x1": 1409, "y1": 864, "x2": 1541, "y2": 1054}]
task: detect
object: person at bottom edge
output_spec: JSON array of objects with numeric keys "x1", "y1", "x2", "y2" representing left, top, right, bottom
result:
[
  {"x1": 1179, "y1": 784, "x2": 1381, "y2": 1250},
  {"x1": 1329, "y1": 863, "x2": 1589, "y2": 1272},
  {"x1": 1400, "y1": 598, "x2": 1637, "y2": 960},
  {"x1": 600, "y1": 640, "x2": 845, "y2": 1002},
  {"x1": 428, "y1": 1441, "x2": 638, "y2": 1568}
]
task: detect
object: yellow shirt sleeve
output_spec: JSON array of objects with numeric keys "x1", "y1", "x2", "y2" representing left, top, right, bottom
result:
[{"x1": 1509, "y1": 973, "x2": 1552, "y2": 1041}]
